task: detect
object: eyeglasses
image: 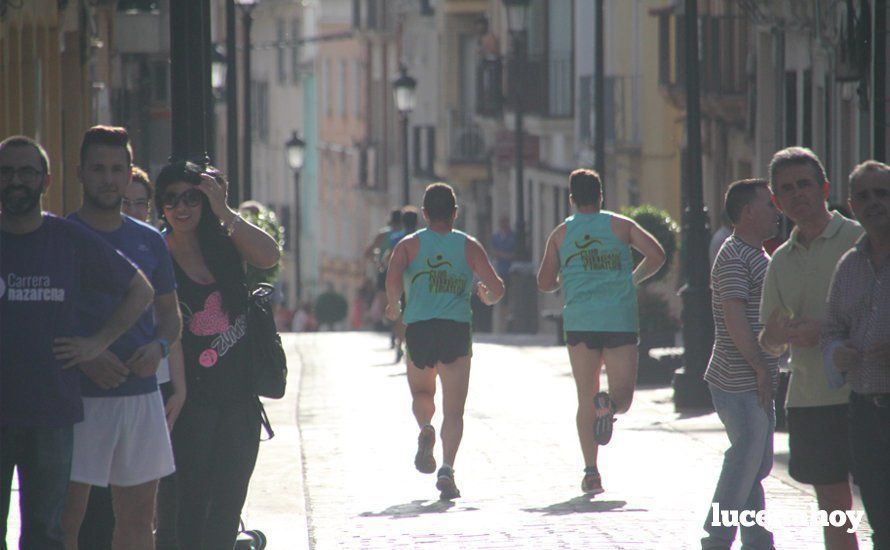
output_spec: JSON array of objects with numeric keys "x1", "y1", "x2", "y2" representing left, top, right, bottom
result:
[
  {"x1": 161, "y1": 188, "x2": 203, "y2": 210},
  {"x1": 122, "y1": 198, "x2": 150, "y2": 208},
  {"x1": 0, "y1": 166, "x2": 44, "y2": 184}
]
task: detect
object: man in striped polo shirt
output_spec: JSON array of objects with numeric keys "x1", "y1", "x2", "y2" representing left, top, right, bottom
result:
[{"x1": 702, "y1": 179, "x2": 781, "y2": 550}]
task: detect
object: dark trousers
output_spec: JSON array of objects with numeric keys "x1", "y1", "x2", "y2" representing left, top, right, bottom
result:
[
  {"x1": 1, "y1": 425, "x2": 73, "y2": 550},
  {"x1": 849, "y1": 392, "x2": 890, "y2": 550},
  {"x1": 170, "y1": 398, "x2": 260, "y2": 549}
]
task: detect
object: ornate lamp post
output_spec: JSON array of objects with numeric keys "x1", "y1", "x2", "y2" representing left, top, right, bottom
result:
[
  {"x1": 285, "y1": 131, "x2": 306, "y2": 303},
  {"x1": 503, "y1": 0, "x2": 531, "y2": 259},
  {"x1": 392, "y1": 66, "x2": 417, "y2": 205}
]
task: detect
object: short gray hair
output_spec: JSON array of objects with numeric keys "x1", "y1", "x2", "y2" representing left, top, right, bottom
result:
[
  {"x1": 849, "y1": 160, "x2": 890, "y2": 194},
  {"x1": 768, "y1": 146, "x2": 826, "y2": 192}
]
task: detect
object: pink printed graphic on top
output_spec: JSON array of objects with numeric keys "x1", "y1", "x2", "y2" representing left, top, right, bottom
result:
[{"x1": 188, "y1": 291, "x2": 231, "y2": 336}]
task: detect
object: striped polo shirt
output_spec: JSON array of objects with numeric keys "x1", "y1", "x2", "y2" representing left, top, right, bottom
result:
[{"x1": 705, "y1": 235, "x2": 780, "y2": 392}]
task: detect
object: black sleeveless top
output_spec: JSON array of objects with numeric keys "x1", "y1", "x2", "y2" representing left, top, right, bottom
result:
[{"x1": 173, "y1": 261, "x2": 252, "y2": 405}]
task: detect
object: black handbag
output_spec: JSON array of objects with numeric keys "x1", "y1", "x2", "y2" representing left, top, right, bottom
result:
[{"x1": 247, "y1": 283, "x2": 288, "y2": 400}]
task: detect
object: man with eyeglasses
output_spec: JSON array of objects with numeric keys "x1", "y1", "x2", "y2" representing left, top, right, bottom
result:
[
  {"x1": 1, "y1": 135, "x2": 154, "y2": 549},
  {"x1": 61, "y1": 126, "x2": 183, "y2": 550},
  {"x1": 121, "y1": 166, "x2": 154, "y2": 224}
]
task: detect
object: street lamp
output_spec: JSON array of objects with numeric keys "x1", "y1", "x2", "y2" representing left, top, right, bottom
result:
[
  {"x1": 503, "y1": 0, "x2": 531, "y2": 259},
  {"x1": 285, "y1": 131, "x2": 306, "y2": 304},
  {"x1": 673, "y1": 0, "x2": 714, "y2": 410},
  {"x1": 392, "y1": 65, "x2": 417, "y2": 205},
  {"x1": 211, "y1": 43, "x2": 227, "y2": 100},
  {"x1": 236, "y1": 0, "x2": 259, "y2": 201}
]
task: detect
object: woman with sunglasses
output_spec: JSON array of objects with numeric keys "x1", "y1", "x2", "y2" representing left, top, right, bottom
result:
[{"x1": 153, "y1": 161, "x2": 280, "y2": 549}]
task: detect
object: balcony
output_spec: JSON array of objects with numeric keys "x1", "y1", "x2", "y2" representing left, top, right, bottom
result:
[
  {"x1": 656, "y1": 12, "x2": 749, "y2": 124},
  {"x1": 504, "y1": 51, "x2": 573, "y2": 119},
  {"x1": 448, "y1": 109, "x2": 487, "y2": 164}
]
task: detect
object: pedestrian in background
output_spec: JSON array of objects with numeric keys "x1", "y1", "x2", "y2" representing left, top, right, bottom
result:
[
  {"x1": 121, "y1": 166, "x2": 154, "y2": 224},
  {"x1": 702, "y1": 179, "x2": 780, "y2": 550},
  {"x1": 822, "y1": 160, "x2": 890, "y2": 550},
  {"x1": 385, "y1": 183, "x2": 504, "y2": 500},
  {"x1": 758, "y1": 147, "x2": 862, "y2": 550},
  {"x1": 537, "y1": 168, "x2": 664, "y2": 496},
  {"x1": 154, "y1": 161, "x2": 280, "y2": 549}
]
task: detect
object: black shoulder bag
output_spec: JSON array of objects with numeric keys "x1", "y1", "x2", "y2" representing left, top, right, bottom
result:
[{"x1": 247, "y1": 284, "x2": 288, "y2": 439}]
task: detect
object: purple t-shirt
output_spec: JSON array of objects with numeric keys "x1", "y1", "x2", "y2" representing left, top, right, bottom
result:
[
  {"x1": 68, "y1": 213, "x2": 177, "y2": 397},
  {"x1": 1, "y1": 214, "x2": 137, "y2": 427}
]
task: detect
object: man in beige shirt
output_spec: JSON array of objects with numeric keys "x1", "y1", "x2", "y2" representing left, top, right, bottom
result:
[{"x1": 759, "y1": 147, "x2": 863, "y2": 550}]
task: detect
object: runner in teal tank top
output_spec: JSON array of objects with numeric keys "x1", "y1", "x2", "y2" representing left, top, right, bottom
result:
[
  {"x1": 538, "y1": 169, "x2": 666, "y2": 496},
  {"x1": 384, "y1": 183, "x2": 505, "y2": 501},
  {"x1": 559, "y1": 211, "x2": 638, "y2": 332},
  {"x1": 402, "y1": 229, "x2": 474, "y2": 324}
]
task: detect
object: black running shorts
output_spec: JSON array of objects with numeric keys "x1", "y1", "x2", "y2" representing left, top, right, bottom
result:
[
  {"x1": 787, "y1": 404, "x2": 850, "y2": 485},
  {"x1": 405, "y1": 319, "x2": 472, "y2": 369},
  {"x1": 565, "y1": 331, "x2": 639, "y2": 350}
]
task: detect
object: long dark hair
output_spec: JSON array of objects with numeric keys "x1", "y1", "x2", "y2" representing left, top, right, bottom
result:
[{"x1": 155, "y1": 162, "x2": 248, "y2": 316}]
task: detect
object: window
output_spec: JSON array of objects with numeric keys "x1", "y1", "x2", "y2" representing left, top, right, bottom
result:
[
  {"x1": 253, "y1": 81, "x2": 269, "y2": 142},
  {"x1": 413, "y1": 126, "x2": 436, "y2": 176},
  {"x1": 785, "y1": 71, "x2": 797, "y2": 146},
  {"x1": 352, "y1": 59, "x2": 362, "y2": 118},
  {"x1": 291, "y1": 18, "x2": 300, "y2": 84},
  {"x1": 321, "y1": 60, "x2": 331, "y2": 117},
  {"x1": 277, "y1": 19, "x2": 286, "y2": 84},
  {"x1": 338, "y1": 60, "x2": 346, "y2": 118}
]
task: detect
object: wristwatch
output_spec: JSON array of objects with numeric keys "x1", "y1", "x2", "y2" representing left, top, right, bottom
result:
[{"x1": 157, "y1": 338, "x2": 170, "y2": 358}]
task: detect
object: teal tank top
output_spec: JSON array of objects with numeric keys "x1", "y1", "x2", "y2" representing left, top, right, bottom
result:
[
  {"x1": 403, "y1": 229, "x2": 473, "y2": 324},
  {"x1": 558, "y1": 211, "x2": 638, "y2": 332}
]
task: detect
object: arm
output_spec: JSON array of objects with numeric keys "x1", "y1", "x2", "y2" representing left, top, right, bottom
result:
[
  {"x1": 723, "y1": 298, "x2": 774, "y2": 408},
  {"x1": 164, "y1": 341, "x2": 187, "y2": 431},
  {"x1": 53, "y1": 270, "x2": 154, "y2": 368},
  {"x1": 628, "y1": 221, "x2": 666, "y2": 286},
  {"x1": 467, "y1": 238, "x2": 505, "y2": 305},
  {"x1": 821, "y1": 267, "x2": 856, "y2": 389},
  {"x1": 126, "y1": 291, "x2": 183, "y2": 377},
  {"x1": 384, "y1": 240, "x2": 410, "y2": 320},
  {"x1": 197, "y1": 173, "x2": 281, "y2": 269},
  {"x1": 537, "y1": 226, "x2": 563, "y2": 293}
]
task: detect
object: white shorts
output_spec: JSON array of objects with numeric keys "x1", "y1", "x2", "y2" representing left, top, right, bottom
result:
[{"x1": 71, "y1": 392, "x2": 176, "y2": 487}]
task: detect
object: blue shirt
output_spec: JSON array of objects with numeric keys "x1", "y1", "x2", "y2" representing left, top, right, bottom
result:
[
  {"x1": 1, "y1": 214, "x2": 137, "y2": 427},
  {"x1": 492, "y1": 230, "x2": 516, "y2": 278},
  {"x1": 68, "y1": 213, "x2": 176, "y2": 397}
]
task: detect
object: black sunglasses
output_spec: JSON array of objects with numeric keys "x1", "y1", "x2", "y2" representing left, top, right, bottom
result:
[{"x1": 161, "y1": 188, "x2": 203, "y2": 210}]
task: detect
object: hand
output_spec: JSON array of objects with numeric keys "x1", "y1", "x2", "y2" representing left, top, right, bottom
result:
[
  {"x1": 196, "y1": 173, "x2": 232, "y2": 222},
  {"x1": 763, "y1": 308, "x2": 793, "y2": 345},
  {"x1": 475, "y1": 282, "x2": 495, "y2": 306},
  {"x1": 384, "y1": 303, "x2": 400, "y2": 322},
  {"x1": 53, "y1": 335, "x2": 106, "y2": 369},
  {"x1": 164, "y1": 391, "x2": 186, "y2": 432},
  {"x1": 126, "y1": 340, "x2": 163, "y2": 378},
  {"x1": 786, "y1": 317, "x2": 821, "y2": 348},
  {"x1": 754, "y1": 368, "x2": 774, "y2": 411},
  {"x1": 78, "y1": 351, "x2": 130, "y2": 389},
  {"x1": 833, "y1": 341, "x2": 861, "y2": 373},
  {"x1": 864, "y1": 341, "x2": 890, "y2": 365}
]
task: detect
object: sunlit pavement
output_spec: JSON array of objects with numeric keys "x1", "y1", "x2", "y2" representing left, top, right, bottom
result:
[{"x1": 2, "y1": 332, "x2": 873, "y2": 549}]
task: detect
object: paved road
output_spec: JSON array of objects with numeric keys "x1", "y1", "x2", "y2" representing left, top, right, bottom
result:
[
  {"x1": 2, "y1": 332, "x2": 874, "y2": 549},
  {"x1": 295, "y1": 332, "x2": 872, "y2": 549}
]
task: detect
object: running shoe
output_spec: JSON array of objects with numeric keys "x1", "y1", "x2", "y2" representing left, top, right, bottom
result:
[
  {"x1": 593, "y1": 391, "x2": 615, "y2": 445},
  {"x1": 436, "y1": 466, "x2": 461, "y2": 500},
  {"x1": 581, "y1": 468, "x2": 604, "y2": 495},
  {"x1": 414, "y1": 425, "x2": 436, "y2": 474}
]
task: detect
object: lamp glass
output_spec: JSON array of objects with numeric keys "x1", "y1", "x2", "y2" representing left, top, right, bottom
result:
[
  {"x1": 392, "y1": 70, "x2": 417, "y2": 113},
  {"x1": 503, "y1": 0, "x2": 530, "y2": 34},
  {"x1": 286, "y1": 134, "x2": 305, "y2": 171}
]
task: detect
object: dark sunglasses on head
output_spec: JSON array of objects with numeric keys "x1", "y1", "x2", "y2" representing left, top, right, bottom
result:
[{"x1": 161, "y1": 188, "x2": 203, "y2": 209}]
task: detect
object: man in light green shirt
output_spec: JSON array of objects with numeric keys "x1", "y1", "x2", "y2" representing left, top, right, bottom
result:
[{"x1": 759, "y1": 147, "x2": 862, "y2": 550}]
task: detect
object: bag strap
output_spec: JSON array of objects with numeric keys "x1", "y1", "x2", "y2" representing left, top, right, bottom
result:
[{"x1": 256, "y1": 399, "x2": 275, "y2": 441}]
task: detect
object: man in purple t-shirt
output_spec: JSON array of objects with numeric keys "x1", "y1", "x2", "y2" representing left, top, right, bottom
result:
[
  {"x1": 0, "y1": 135, "x2": 153, "y2": 549},
  {"x1": 60, "y1": 126, "x2": 183, "y2": 550}
]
